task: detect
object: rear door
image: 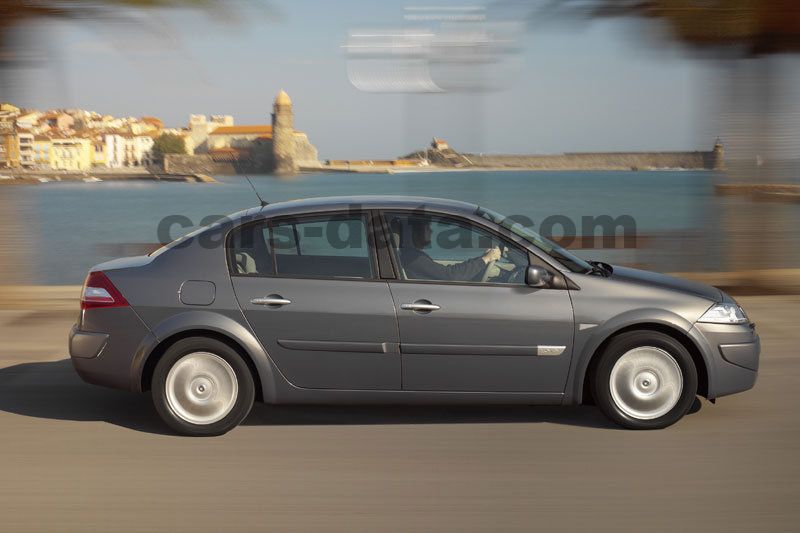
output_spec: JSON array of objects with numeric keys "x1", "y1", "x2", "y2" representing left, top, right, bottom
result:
[{"x1": 230, "y1": 212, "x2": 400, "y2": 390}]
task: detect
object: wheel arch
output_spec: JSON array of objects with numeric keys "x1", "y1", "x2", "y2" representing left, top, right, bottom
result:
[
  {"x1": 576, "y1": 322, "x2": 710, "y2": 406},
  {"x1": 140, "y1": 329, "x2": 264, "y2": 402},
  {"x1": 131, "y1": 310, "x2": 279, "y2": 403}
]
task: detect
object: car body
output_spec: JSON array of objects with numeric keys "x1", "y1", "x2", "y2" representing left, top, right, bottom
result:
[{"x1": 69, "y1": 196, "x2": 759, "y2": 435}]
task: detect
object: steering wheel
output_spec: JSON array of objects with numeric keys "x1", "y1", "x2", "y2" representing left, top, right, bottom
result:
[{"x1": 507, "y1": 265, "x2": 526, "y2": 284}]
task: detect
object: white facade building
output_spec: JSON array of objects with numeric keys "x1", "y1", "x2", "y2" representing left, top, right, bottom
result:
[{"x1": 105, "y1": 134, "x2": 155, "y2": 167}]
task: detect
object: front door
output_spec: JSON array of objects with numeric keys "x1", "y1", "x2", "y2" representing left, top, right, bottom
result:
[
  {"x1": 384, "y1": 212, "x2": 574, "y2": 392},
  {"x1": 230, "y1": 213, "x2": 400, "y2": 390}
]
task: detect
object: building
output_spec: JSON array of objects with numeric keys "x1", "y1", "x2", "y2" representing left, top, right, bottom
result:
[
  {"x1": 139, "y1": 116, "x2": 164, "y2": 131},
  {"x1": 271, "y1": 90, "x2": 296, "y2": 174},
  {"x1": 131, "y1": 119, "x2": 161, "y2": 136},
  {"x1": 17, "y1": 130, "x2": 34, "y2": 167},
  {"x1": 0, "y1": 103, "x2": 20, "y2": 123},
  {"x1": 207, "y1": 125, "x2": 274, "y2": 165},
  {"x1": 132, "y1": 135, "x2": 155, "y2": 166},
  {"x1": 41, "y1": 112, "x2": 75, "y2": 132},
  {"x1": 188, "y1": 114, "x2": 234, "y2": 154},
  {"x1": 32, "y1": 137, "x2": 52, "y2": 168},
  {"x1": 183, "y1": 91, "x2": 318, "y2": 173},
  {"x1": 15, "y1": 111, "x2": 41, "y2": 130},
  {"x1": 271, "y1": 90, "x2": 319, "y2": 173},
  {"x1": 208, "y1": 125, "x2": 273, "y2": 151},
  {"x1": 0, "y1": 121, "x2": 19, "y2": 168},
  {"x1": 104, "y1": 134, "x2": 126, "y2": 168},
  {"x1": 50, "y1": 138, "x2": 92, "y2": 170},
  {"x1": 104, "y1": 134, "x2": 155, "y2": 167},
  {"x1": 0, "y1": 103, "x2": 20, "y2": 114},
  {"x1": 90, "y1": 135, "x2": 108, "y2": 167},
  {"x1": 432, "y1": 138, "x2": 449, "y2": 150}
]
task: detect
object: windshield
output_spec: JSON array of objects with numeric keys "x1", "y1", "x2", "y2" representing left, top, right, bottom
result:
[{"x1": 476, "y1": 207, "x2": 593, "y2": 274}]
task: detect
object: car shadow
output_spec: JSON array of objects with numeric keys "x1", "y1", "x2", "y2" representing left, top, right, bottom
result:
[
  {"x1": 0, "y1": 360, "x2": 702, "y2": 434},
  {"x1": 0, "y1": 359, "x2": 174, "y2": 435}
]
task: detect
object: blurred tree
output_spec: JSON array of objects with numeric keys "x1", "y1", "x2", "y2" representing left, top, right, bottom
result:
[
  {"x1": 549, "y1": 0, "x2": 800, "y2": 270},
  {"x1": 548, "y1": 0, "x2": 800, "y2": 165},
  {"x1": 570, "y1": 0, "x2": 800, "y2": 56},
  {"x1": 0, "y1": 0, "x2": 235, "y2": 288},
  {"x1": 0, "y1": 1, "x2": 226, "y2": 69},
  {"x1": 152, "y1": 133, "x2": 186, "y2": 162}
]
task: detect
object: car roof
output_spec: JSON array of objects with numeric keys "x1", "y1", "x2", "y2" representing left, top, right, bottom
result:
[{"x1": 237, "y1": 195, "x2": 480, "y2": 220}]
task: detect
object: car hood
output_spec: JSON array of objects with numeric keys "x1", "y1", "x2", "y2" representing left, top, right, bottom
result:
[{"x1": 609, "y1": 265, "x2": 722, "y2": 302}]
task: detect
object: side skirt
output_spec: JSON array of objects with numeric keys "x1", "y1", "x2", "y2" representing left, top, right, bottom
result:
[{"x1": 266, "y1": 387, "x2": 564, "y2": 406}]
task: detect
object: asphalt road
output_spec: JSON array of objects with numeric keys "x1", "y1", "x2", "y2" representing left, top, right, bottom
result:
[{"x1": 1, "y1": 296, "x2": 798, "y2": 532}]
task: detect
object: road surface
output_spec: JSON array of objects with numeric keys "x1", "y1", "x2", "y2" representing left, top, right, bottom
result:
[{"x1": 0, "y1": 296, "x2": 798, "y2": 532}]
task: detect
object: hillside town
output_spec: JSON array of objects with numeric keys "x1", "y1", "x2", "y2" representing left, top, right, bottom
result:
[
  {"x1": 2, "y1": 93, "x2": 725, "y2": 178},
  {"x1": 0, "y1": 92, "x2": 320, "y2": 174},
  {"x1": 1, "y1": 101, "x2": 163, "y2": 171}
]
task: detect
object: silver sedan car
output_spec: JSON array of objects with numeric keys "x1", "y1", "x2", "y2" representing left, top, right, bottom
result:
[{"x1": 69, "y1": 196, "x2": 759, "y2": 436}]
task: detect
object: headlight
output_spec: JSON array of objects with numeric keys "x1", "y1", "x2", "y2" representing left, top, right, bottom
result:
[{"x1": 699, "y1": 303, "x2": 748, "y2": 324}]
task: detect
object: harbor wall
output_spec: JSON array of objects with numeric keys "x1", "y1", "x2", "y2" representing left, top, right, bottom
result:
[
  {"x1": 465, "y1": 151, "x2": 719, "y2": 171},
  {"x1": 164, "y1": 154, "x2": 235, "y2": 175}
]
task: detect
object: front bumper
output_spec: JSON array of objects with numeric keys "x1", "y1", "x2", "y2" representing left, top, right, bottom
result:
[{"x1": 690, "y1": 321, "x2": 760, "y2": 399}]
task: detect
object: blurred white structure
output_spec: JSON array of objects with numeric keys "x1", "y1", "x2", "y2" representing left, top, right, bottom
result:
[{"x1": 345, "y1": 5, "x2": 522, "y2": 93}]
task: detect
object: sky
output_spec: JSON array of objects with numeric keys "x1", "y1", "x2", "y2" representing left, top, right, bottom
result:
[{"x1": 6, "y1": 0, "x2": 732, "y2": 159}]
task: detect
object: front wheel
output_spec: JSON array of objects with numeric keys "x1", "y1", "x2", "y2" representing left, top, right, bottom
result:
[
  {"x1": 152, "y1": 337, "x2": 255, "y2": 436},
  {"x1": 592, "y1": 331, "x2": 698, "y2": 430}
]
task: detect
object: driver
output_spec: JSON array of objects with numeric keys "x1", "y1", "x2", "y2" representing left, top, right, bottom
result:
[{"x1": 398, "y1": 218, "x2": 502, "y2": 282}]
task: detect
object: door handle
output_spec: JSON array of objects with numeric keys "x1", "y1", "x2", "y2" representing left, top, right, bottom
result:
[
  {"x1": 251, "y1": 295, "x2": 291, "y2": 307},
  {"x1": 400, "y1": 301, "x2": 441, "y2": 312}
]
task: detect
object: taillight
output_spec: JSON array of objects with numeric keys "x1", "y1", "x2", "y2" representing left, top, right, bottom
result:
[{"x1": 81, "y1": 271, "x2": 130, "y2": 310}]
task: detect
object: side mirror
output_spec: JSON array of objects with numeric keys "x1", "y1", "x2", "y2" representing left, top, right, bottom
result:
[{"x1": 525, "y1": 265, "x2": 552, "y2": 288}]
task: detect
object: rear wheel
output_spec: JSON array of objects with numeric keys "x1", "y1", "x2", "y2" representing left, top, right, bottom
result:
[
  {"x1": 152, "y1": 337, "x2": 255, "y2": 436},
  {"x1": 592, "y1": 331, "x2": 697, "y2": 430}
]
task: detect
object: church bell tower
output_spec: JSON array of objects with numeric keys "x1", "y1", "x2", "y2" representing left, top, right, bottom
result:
[{"x1": 271, "y1": 89, "x2": 297, "y2": 175}]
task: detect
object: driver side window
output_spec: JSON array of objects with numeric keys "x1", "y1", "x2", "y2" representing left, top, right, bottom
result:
[{"x1": 385, "y1": 212, "x2": 528, "y2": 285}]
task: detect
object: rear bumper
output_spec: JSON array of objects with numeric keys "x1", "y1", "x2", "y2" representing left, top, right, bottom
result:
[
  {"x1": 69, "y1": 307, "x2": 150, "y2": 391},
  {"x1": 690, "y1": 322, "x2": 760, "y2": 399},
  {"x1": 69, "y1": 326, "x2": 108, "y2": 359}
]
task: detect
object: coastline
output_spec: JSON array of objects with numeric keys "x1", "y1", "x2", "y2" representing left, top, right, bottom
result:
[
  {"x1": 303, "y1": 164, "x2": 716, "y2": 175},
  {"x1": 0, "y1": 165, "x2": 714, "y2": 183},
  {"x1": 0, "y1": 169, "x2": 216, "y2": 185}
]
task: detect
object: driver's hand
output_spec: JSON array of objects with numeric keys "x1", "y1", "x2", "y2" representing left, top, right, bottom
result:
[{"x1": 482, "y1": 247, "x2": 502, "y2": 264}]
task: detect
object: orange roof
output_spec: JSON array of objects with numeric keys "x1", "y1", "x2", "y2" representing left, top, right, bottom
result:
[
  {"x1": 141, "y1": 116, "x2": 164, "y2": 127},
  {"x1": 210, "y1": 125, "x2": 273, "y2": 136}
]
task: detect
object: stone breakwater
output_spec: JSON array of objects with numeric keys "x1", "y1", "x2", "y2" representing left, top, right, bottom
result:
[
  {"x1": 401, "y1": 141, "x2": 725, "y2": 171},
  {"x1": 164, "y1": 154, "x2": 236, "y2": 176},
  {"x1": 464, "y1": 151, "x2": 720, "y2": 171}
]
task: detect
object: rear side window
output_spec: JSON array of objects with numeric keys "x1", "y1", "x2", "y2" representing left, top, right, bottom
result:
[
  {"x1": 270, "y1": 214, "x2": 375, "y2": 279},
  {"x1": 229, "y1": 222, "x2": 274, "y2": 275}
]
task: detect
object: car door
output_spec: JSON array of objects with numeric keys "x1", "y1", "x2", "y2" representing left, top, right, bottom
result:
[
  {"x1": 229, "y1": 212, "x2": 400, "y2": 390},
  {"x1": 383, "y1": 211, "x2": 574, "y2": 393}
]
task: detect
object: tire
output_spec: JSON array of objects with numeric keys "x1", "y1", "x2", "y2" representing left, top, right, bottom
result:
[
  {"x1": 592, "y1": 330, "x2": 698, "y2": 430},
  {"x1": 152, "y1": 337, "x2": 255, "y2": 436}
]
